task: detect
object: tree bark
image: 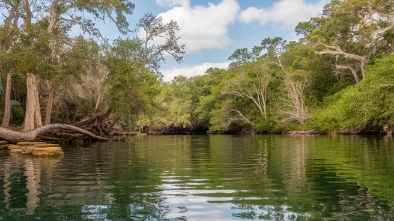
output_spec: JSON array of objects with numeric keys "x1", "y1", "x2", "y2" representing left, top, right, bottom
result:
[
  {"x1": 44, "y1": 80, "x2": 54, "y2": 125},
  {"x1": 34, "y1": 77, "x2": 42, "y2": 128},
  {"x1": 4, "y1": 0, "x2": 20, "y2": 28},
  {"x1": 47, "y1": 0, "x2": 60, "y2": 34},
  {"x1": 1, "y1": 72, "x2": 12, "y2": 128},
  {"x1": 22, "y1": 0, "x2": 32, "y2": 28},
  {"x1": 22, "y1": 74, "x2": 36, "y2": 132},
  {"x1": 0, "y1": 124, "x2": 109, "y2": 143},
  {"x1": 94, "y1": 92, "x2": 102, "y2": 112}
]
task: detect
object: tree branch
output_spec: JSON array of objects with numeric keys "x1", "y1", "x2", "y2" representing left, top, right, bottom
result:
[
  {"x1": 0, "y1": 124, "x2": 109, "y2": 143},
  {"x1": 316, "y1": 42, "x2": 367, "y2": 80}
]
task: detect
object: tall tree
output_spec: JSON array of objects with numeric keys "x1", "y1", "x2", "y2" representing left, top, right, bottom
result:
[
  {"x1": 43, "y1": 0, "x2": 135, "y2": 125},
  {"x1": 223, "y1": 61, "x2": 272, "y2": 127},
  {"x1": 104, "y1": 14, "x2": 185, "y2": 129},
  {"x1": 136, "y1": 13, "x2": 185, "y2": 75},
  {"x1": 281, "y1": 71, "x2": 310, "y2": 124},
  {"x1": 0, "y1": 0, "x2": 22, "y2": 128},
  {"x1": 11, "y1": 0, "x2": 136, "y2": 130},
  {"x1": 297, "y1": 0, "x2": 394, "y2": 84}
]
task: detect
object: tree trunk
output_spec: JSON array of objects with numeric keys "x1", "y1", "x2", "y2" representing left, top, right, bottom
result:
[
  {"x1": 47, "y1": 0, "x2": 59, "y2": 34},
  {"x1": 95, "y1": 92, "x2": 102, "y2": 112},
  {"x1": 34, "y1": 77, "x2": 42, "y2": 128},
  {"x1": 282, "y1": 75, "x2": 309, "y2": 124},
  {"x1": 22, "y1": 0, "x2": 32, "y2": 28},
  {"x1": 1, "y1": 72, "x2": 12, "y2": 128},
  {"x1": 44, "y1": 80, "x2": 54, "y2": 125},
  {"x1": 0, "y1": 124, "x2": 109, "y2": 143},
  {"x1": 22, "y1": 74, "x2": 36, "y2": 132}
]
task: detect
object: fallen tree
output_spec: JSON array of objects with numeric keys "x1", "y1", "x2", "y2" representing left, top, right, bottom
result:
[
  {"x1": 0, "y1": 124, "x2": 109, "y2": 143},
  {"x1": 74, "y1": 107, "x2": 116, "y2": 137}
]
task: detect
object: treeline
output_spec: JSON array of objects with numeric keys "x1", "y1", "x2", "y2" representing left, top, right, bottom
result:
[
  {"x1": 149, "y1": 52, "x2": 394, "y2": 134},
  {"x1": 1, "y1": 0, "x2": 393, "y2": 135},
  {"x1": 139, "y1": 0, "x2": 394, "y2": 134}
]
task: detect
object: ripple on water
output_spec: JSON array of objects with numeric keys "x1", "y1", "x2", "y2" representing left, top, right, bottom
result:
[{"x1": 0, "y1": 135, "x2": 394, "y2": 220}]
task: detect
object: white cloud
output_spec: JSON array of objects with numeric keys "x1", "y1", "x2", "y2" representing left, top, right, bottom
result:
[
  {"x1": 239, "y1": 0, "x2": 329, "y2": 30},
  {"x1": 161, "y1": 62, "x2": 230, "y2": 82},
  {"x1": 155, "y1": 0, "x2": 190, "y2": 8},
  {"x1": 157, "y1": 0, "x2": 240, "y2": 54}
]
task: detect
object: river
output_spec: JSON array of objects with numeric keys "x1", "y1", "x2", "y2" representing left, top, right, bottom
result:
[{"x1": 0, "y1": 135, "x2": 393, "y2": 220}]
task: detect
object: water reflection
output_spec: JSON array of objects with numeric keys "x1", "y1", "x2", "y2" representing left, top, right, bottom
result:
[
  {"x1": 0, "y1": 135, "x2": 393, "y2": 220},
  {"x1": 0, "y1": 156, "x2": 61, "y2": 216}
]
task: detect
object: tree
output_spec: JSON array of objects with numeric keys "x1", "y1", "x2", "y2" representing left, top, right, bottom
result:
[
  {"x1": 13, "y1": 19, "x2": 53, "y2": 131},
  {"x1": 223, "y1": 61, "x2": 272, "y2": 127},
  {"x1": 104, "y1": 39, "x2": 161, "y2": 131},
  {"x1": 297, "y1": 0, "x2": 394, "y2": 84},
  {"x1": 281, "y1": 71, "x2": 310, "y2": 124},
  {"x1": 0, "y1": 0, "x2": 22, "y2": 128},
  {"x1": 228, "y1": 48, "x2": 253, "y2": 66},
  {"x1": 256, "y1": 37, "x2": 311, "y2": 124},
  {"x1": 50, "y1": 37, "x2": 105, "y2": 123},
  {"x1": 42, "y1": 0, "x2": 136, "y2": 125},
  {"x1": 152, "y1": 76, "x2": 193, "y2": 132},
  {"x1": 0, "y1": 0, "x2": 136, "y2": 132},
  {"x1": 228, "y1": 37, "x2": 287, "y2": 67},
  {"x1": 135, "y1": 13, "x2": 185, "y2": 75},
  {"x1": 103, "y1": 14, "x2": 185, "y2": 131},
  {"x1": 192, "y1": 68, "x2": 227, "y2": 132}
]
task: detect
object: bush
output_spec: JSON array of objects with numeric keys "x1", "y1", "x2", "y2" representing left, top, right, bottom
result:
[
  {"x1": 11, "y1": 105, "x2": 25, "y2": 125},
  {"x1": 256, "y1": 120, "x2": 275, "y2": 133},
  {"x1": 307, "y1": 54, "x2": 394, "y2": 133}
]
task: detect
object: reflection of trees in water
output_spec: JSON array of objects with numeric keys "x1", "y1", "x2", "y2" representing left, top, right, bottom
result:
[
  {"x1": 308, "y1": 164, "x2": 392, "y2": 220},
  {"x1": 229, "y1": 136, "x2": 394, "y2": 220},
  {"x1": 0, "y1": 144, "x2": 170, "y2": 220},
  {"x1": 92, "y1": 141, "x2": 171, "y2": 220},
  {"x1": 233, "y1": 204, "x2": 311, "y2": 220},
  {"x1": 1, "y1": 136, "x2": 394, "y2": 220},
  {"x1": 0, "y1": 157, "x2": 44, "y2": 216},
  {"x1": 24, "y1": 159, "x2": 40, "y2": 215},
  {"x1": 79, "y1": 194, "x2": 168, "y2": 220}
]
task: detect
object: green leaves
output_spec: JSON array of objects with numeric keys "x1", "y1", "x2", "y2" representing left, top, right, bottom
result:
[
  {"x1": 137, "y1": 13, "x2": 185, "y2": 73},
  {"x1": 307, "y1": 54, "x2": 394, "y2": 132}
]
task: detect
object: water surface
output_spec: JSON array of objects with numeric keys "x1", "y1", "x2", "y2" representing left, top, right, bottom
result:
[{"x1": 0, "y1": 135, "x2": 394, "y2": 220}]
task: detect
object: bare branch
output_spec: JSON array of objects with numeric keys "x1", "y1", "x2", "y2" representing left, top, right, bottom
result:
[
  {"x1": 335, "y1": 64, "x2": 360, "y2": 83},
  {"x1": 225, "y1": 108, "x2": 256, "y2": 127},
  {"x1": 316, "y1": 42, "x2": 367, "y2": 81}
]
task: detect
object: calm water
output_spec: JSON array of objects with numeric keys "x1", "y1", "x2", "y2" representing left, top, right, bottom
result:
[{"x1": 0, "y1": 135, "x2": 394, "y2": 220}]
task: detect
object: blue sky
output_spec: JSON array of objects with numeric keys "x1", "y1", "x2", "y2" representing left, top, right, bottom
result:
[{"x1": 99, "y1": 0, "x2": 330, "y2": 81}]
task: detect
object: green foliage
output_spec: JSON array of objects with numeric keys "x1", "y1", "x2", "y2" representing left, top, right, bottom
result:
[
  {"x1": 256, "y1": 120, "x2": 275, "y2": 133},
  {"x1": 307, "y1": 54, "x2": 394, "y2": 132},
  {"x1": 1, "y1": 0, "x2": 393, "y2": 136},
  {"x1": 136, "y1": 14, "x2": 185, "y2": 73},
  {"x1": 151, "y1": 78, "x2": 193, "y2": 129},
  {"x1": 11, "y1": 105, "x2": 24, "y2": 125}
]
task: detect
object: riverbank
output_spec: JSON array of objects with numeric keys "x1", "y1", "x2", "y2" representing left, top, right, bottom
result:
[{"x1": 114, "y1": 129, "x2": 392, "y2": 136}]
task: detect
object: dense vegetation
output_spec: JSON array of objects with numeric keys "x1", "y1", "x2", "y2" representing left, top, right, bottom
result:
[{"x1": 0, "y1": 0, "x2": 393, "y2": 136}]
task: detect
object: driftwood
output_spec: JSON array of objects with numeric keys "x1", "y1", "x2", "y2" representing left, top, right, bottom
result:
[
  {"x1": 0, "y1": 124, "x2": 109, "y2": 143},
  {"x1": 74, "y1": 107, "x2": 116, "y2": 137}
]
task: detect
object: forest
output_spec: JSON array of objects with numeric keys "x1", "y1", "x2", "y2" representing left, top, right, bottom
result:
[{"x1": 0, "y1": 0, "x2": 393, "y2": 141}]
